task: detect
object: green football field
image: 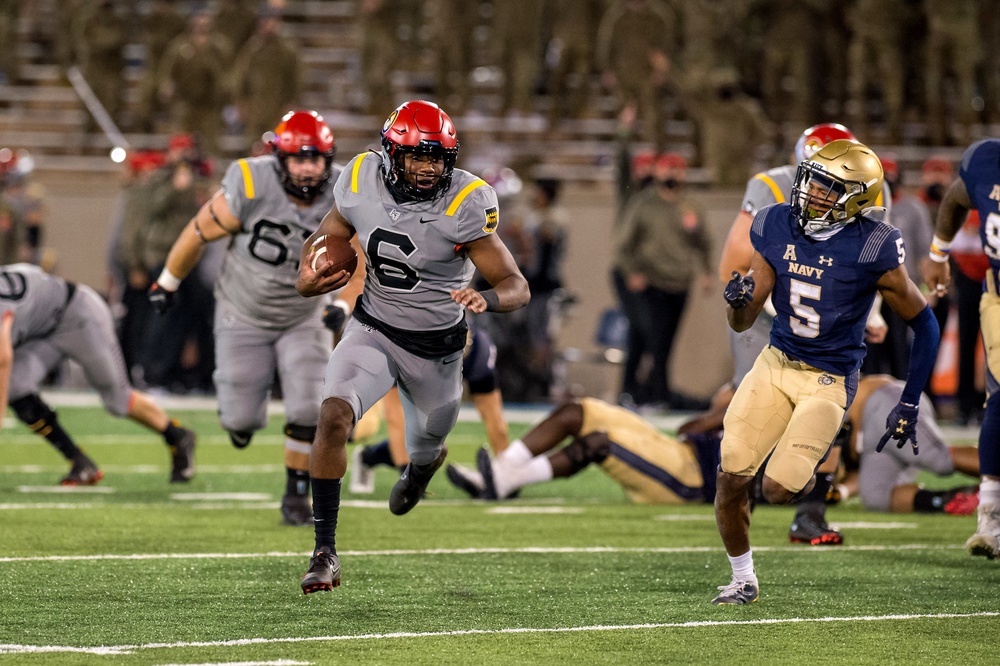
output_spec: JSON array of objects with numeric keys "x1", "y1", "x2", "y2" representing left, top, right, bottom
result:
[{"x1": 1, "y1": 401, "x2": 997, "y2": 665}]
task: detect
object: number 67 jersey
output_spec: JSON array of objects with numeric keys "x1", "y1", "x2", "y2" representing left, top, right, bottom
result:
[
  {"x1": 751, "y1": 202, "x2": 904, "y2": 376},
  {"x1": 217, "y1": 155, "x2": 344, "y2": 329}
]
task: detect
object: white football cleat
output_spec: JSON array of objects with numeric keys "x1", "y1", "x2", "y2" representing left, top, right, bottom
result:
[{"x1": 966, "y1": 503, "x2": 1000, "y2": 559}]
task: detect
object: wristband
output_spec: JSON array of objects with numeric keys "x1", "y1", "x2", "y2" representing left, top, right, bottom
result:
[
  {"x1": 156, "y1": 267, "x2": 182, "y2": 292},
  {"x1": 928, "y1": 235, "x2": 952, "y2": 263},
  {"x1": 480, "y1": 289, "x2": 501, "y2": 312}
]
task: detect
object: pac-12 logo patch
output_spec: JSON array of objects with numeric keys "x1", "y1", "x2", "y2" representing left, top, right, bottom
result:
[
  {"x1": 483, "y1": 206, "x2": 499, "y2": 233},
  {"x1": 817, "y1": 374, "x2": 836, "y2": 386}
]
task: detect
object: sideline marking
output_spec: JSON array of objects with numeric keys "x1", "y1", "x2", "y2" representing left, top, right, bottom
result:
[
  {"x1": 487, "y1": 507, "x2": 583, "y2": 515},
  {"x1": 16, "y1": 486, "x2": 115, "y2": 494},
  {"x1": 156, "y1": 662, "x2": 310, "y2": 666},
  {"x1": 171, "y1": 493, "x2": 272, "y2": 502},
  {"x1": 0, "y1": 543, "x2": 964, "y2": 563},
  {"x1": 0, "y1": 612, "x2": 995, "y2": 656}
]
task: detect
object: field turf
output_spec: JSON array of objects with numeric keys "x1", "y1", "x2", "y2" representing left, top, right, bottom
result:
[{"x1": 0, "y1": 402, "x2": 997, "y2": 665}]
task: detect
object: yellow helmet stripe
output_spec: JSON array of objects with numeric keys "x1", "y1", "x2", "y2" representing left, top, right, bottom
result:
[
  {"x1": 351, "y1": 152, "x2": 372, "y2": 193},
  {"x1": 237, "y1": 159, "x2": 255, "y2": 199},
  {"x1": 754, "y1": 173, "x2": 785, "y2": 204},
  {"x1": 446, "y1": 179, "x2": 487, "y2": 217}
]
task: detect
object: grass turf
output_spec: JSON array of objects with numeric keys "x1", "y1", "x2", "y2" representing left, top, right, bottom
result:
[{"x1": 0, "y1": 405, "x2": 997, "y2": 665}]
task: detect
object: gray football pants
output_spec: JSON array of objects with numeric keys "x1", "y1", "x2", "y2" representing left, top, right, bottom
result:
[{"x1": 322, "y1": 319, "x2": 464, "y2": 465}]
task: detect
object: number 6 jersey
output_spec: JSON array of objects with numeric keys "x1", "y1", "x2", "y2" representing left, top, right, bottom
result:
[{"x1": 217, "y1": 155, "x2": 344, "y2": 329}]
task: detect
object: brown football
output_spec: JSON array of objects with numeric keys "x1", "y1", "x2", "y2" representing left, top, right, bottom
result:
[{"x1": 310, "y1": 234, "x2": 358, "y2": 276}]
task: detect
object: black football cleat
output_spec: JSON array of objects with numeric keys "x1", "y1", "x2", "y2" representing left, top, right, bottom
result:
[
  {"x1": 476, "y1": 447, "x2": 499, "y2": 500},
  {"x1": 445, "y1": 463, "x2": 484, "y2": 498},
  {"x1": 169, "y1": 428, "x2": 196, "y2": 483},
  {"x1": 789, "y1": 512, "x2": 843, "y2": 546},
  {"x1": 301, "y1": 550, "x2": 341, "y2": 594},
  {"x1": 228, "y1": 430, "x2": 253, "y2": 449},
  {"x1": 281, "y1": 493, "x2": 313, "y2": 526},
  {"x1": 388, "y1": 447, "x2": 447, "y2": 516},
  {"x1": 61, "y1": 452, "x2": 103, "y2": 486}
]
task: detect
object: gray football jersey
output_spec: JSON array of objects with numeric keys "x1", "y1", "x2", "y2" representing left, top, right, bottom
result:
[
  {"x1": 217, "y1": 155, "x2": 344, "y2": 329},
  {"x1": 741, "y1": 164, "x2": 892, "y2": 218},
  {"x1": 0, "y1": 263, "x2": 72, "y2": 347},
  {"x1": 334, "y1": 152, "x2": 500, "y2": 330}
]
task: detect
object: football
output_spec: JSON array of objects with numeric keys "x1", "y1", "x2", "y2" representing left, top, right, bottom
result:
[{"x1": 310, "y1": 234, "x2": 358, "y2": 276}]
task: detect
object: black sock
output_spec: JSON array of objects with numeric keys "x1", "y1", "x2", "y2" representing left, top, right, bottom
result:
[
  {"x1": 361, "y1": 439, "x2": 395, "y2": 468},
  {"x1": 162, "y1": 420, "x2": 186, "y2": 446},
  {"x1": 10, "y1": 395, "x2": 79, "y2": 460},
  {"x1": 796, "y1": 473, "x2": 832, "y2": 507},
  {"x1": 312, "y1": 477, "x2": 341, "y2": 555},
  {"x1": 913, "y1": 489, "x2": 950, "y2": 513},
  {"x1": 286, "y1": 468, "x2": 310, "y2": 497}
]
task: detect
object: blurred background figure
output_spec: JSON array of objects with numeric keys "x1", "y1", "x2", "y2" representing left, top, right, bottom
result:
[
  {"x1": 215, "y1": 0, "x2": 258, "y2": 67},
  {"x1": 358, "y1": 0, "x2": 401, "y2": 116},
  {"x1": 756, "y1": 0, "x2": 823, "y2": 132},
  {"x1": 846, "y1": 0, "x2": 906, "y2": 144},
  {"x1": 74, "y1": 0, "x2": 127, "y2": 133},
  {"x1": 544, "y1": 0, "x2": 603, "y2": 131},
  {"x1": 611, "y1": 152, "x2": 712, "y2": 410},
  {"x1": 0, "y1": 0, "x2": 21, "y2": 85},
  {"x1": 157, "y1": 9, "x2": 234, "y2": 155},
  {"x1": 432, "y1": 0, "x2": 480, "y2": 115},
  {"x1": 597, "y1": 0, "x2": 679, "y2": 152},
  {"x1": 494, "y1": 0, "x2": 544, "y2": 120},
  {"x1": 233, "y1": 5, "x2": 303, "y2": 147},
  {"x1": 923, "y1": 0, "x2": 981, "y2": 145},
  {"x1": 0, "y1": 149, "x2": 45, "y2": 267},
  {"x1": 135, "y1": 0, "x2": 186, "y2": 133}
]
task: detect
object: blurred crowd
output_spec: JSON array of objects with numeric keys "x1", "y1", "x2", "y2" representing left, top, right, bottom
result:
[{"x1": 0, "y1": 0, "x2": 995, "y2": 416}]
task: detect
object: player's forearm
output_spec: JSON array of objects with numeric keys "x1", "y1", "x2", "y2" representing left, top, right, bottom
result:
[
  {"x1": 480, "y1": 274, "x2": 530, "y2": 313},
  {"x1": 900, "y1": 306, "x2": 940, "y2": 406},
  {"x1": 162, "y1": 224, "x2": 207, "y2": 282},
  {"x1": 726, "y1": 301, "x2": 761, "y2": 332}
]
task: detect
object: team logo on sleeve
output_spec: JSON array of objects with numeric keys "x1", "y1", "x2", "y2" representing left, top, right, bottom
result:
[{"x1": 483, "y1": 206, "x2": 499, "y2": 233}]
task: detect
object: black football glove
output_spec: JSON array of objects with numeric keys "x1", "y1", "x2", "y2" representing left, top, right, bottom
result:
[
  {"x1": 147, "y1": 282, "x2": 176, "y2": 314},
  {"x1": 321, "y1": 299, "x2": 350, "y2": 333},
  {"x1": 724, "y1": 271, "x2": 755, "y2": 309},
  {"x1": 876, "y1": 401, "x2": 919, "y2": 455}
]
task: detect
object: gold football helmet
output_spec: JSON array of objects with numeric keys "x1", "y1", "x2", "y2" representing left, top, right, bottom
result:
[{"x1": 791, "y1": 139, "x2": 884, "y2": 237}]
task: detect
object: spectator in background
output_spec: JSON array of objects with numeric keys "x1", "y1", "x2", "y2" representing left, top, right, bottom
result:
[
  {"x1": 614, "y1": 105, "x2": 656, "y2": 216},
  {"x1": 924, "y1": 0, "x2": 981, "y2": 145},
  {"x1": 215, "y1": 0, "x2": 258, "y2": 67},
  {"x1": 135, "y1": 0, "x2": 186, "y2": 133},
  {"x1": 432, "y1": 0, "x2": 479, "y2": 114},
  {"x1": 233, "y1": 6, "x2": 303, "y2": 147},
  {"x1": 0, "y1": 149, "x2": 41, "y2": 266},
  {"x1": 108, "y1": 150, "x2": 165, "y2": 383},
  {"x1": 756, "y1": 0, "x2": 824, "y2": 129},
  {"x1": 544, "y1": 0, "x2": 603, "y2": 132},
  {"x1": 0, "y1": 0, "x2": 20, "y2": 85},
  {"x1": 158, "y1": 10, "x2": 234, "y2": 155},
  {"x1": 918, "y1": 156, "x2": 954, "y2": 366},
  {"x1": 694, "y1": 67, "x2": 770, "y2": 189},
  {"x1": 75, "y1": 0, "x2": 126, "y2": 132},
  {"x1": 611, "y1": 152, "x2": 712, "y2": 410},
  {"x1": 358, "y1": 0, "x2": 400, "y2": 116},
  {"x1": 597, "y1": 0, "x2": 679, "y2": 152},
  {"x1": 495, "y1": 0, "x2": 544, "y2": 120},
  {"x1": 133, "y1": 135, "x2": 215, "y2": 392},
  {"x1": 950, "y1": 208, "x2": 990, "y2": 425},
  {"x1": 863, "y1": 154, "x2": 934, "y2": 379},
  {"x1": 846, "y1": 0, "x2": 906, "y2": 144}
]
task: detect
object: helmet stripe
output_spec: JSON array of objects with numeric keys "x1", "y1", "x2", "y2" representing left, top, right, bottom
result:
[
  {"x1": 445, "y1": 179, "x2": 487, "y2": 216},
  {"x1": 237, "y1": 159, "x2": 255, "y2": 199}
]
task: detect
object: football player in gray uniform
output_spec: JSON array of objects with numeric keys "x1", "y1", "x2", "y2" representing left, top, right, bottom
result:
[
  {"x1": 1, "y1": 263, "x2": 195, "y2": 485},
  {"x1": 295, "y1": 100, "x2": 530, "y2": 593},
  {"x1": 148, "y1": 110, "x2": 343, "y2": 526}
]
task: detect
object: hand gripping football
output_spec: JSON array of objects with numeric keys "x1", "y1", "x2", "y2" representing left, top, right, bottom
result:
[{"x1": 310, "y1": 234, "x2": 358, "y2": 276}]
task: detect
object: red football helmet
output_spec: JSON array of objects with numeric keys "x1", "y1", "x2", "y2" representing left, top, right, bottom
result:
[
  {"x1": 380, "y1": 100, "x2": 459, "y2": 201},
  {"x1": 794, "y1": 123, "x2": 857, "y2": 164},
  {"x1": 270, "y1": 110, "x2": 336, "y2": 202}
]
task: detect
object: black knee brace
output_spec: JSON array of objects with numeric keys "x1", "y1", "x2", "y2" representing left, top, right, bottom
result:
[
  {"x1": 562, "y1": 432, "x2": 612, "y2": 475},
  {"x1": 10, "y1": 394, "x2": 56, "y2": 433},
  {"x1": 284, "y1": 423, "x2": 317, "y2": 442}
]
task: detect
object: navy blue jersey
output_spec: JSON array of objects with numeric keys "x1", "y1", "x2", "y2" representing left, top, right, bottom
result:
[
  {"x1": 751, "y1": 203, "x2": 903, "y2": 375},
  {"x1": 463, "y1": 326, "x2": 497, "y2": 394},
  {"x1": 958, "y1": 139, "x2": 1000, "y2": 273}
]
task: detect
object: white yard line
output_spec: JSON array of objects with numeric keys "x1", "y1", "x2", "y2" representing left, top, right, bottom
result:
[
  {"x1": 0, "y1": 543, "x2": 965, "y2": 563},
  {"x1": 0, "y1": 612, "x2": 995, "y2": 656}
]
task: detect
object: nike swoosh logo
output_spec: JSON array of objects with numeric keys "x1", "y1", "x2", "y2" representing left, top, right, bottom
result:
[
  {"x1": 443, "y1": 356, "x2": 460, "y2": 364},
  {"x1": 419, "y1": 217, "x2": 435, "y2": 224}
]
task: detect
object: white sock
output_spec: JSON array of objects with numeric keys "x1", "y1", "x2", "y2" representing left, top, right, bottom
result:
[
  {"x1": 980, "y1": 477, "x2": 1000, "y2": 507},
  {"x1": 498, "y1": 439, "x2": 532, "y2": 466},
  {"x1": 495, "y1": 455, "x2": 553, "y2": 498},
  {"x1": 728, "y1": 550, "x2": 756, "y2": 583}
]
